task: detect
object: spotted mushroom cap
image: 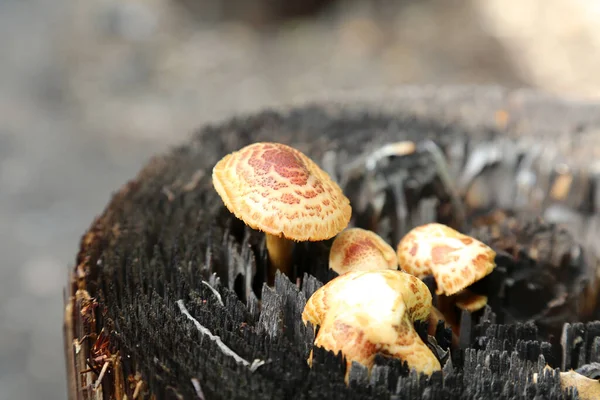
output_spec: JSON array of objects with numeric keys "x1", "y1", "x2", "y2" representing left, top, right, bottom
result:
[
  {"x1": 302, "y1": 270, "x2": 440, "y2": 376},
  {"x1": 329, "y1": 228, "x2": 398, "y2": 275},
  {"x1": 212, "y1": 142, "x2": 352, "y2": 241},
  {"x1": 396, "y1": 223, "x2": 496, "y2": 296}
]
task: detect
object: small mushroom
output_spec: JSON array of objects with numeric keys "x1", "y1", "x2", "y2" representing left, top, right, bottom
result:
[
  {"x1": 212, "y1": 142, "x2": 352, "y2": 284},
  {"x1": 533, "y1": 366, "x2": 600, "y2": 400},
  {"x1": 396, "y1": 223, "x2": 496, "y2": 341},
  {"x1": 302, "y1": 269, "x2": 441, "y2": 383},
  {"x1": 329, "y1": 228, "x2": 398, "y2": 275},
  {"x1": 396, "y1": 223, "x2": 496, "y2": 298}
]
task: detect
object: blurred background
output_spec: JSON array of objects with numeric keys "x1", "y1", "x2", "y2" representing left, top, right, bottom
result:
[{"x1": 2, "y1": 0, "x2": 600, "y2": 398}]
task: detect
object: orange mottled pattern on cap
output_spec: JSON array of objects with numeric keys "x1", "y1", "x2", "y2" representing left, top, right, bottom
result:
[
  {"x1": 212, "y1": 142, "x2": 351, "y2": 241},
  {"x1": 396, "y1": 223, "x2": 496, "y2": 296},
  {"x1": 329, "y1": 228, "x2": 398, "y2": 275},
  {"x1": 302, "y1": 270, "x2": 441, "y2": 381}
]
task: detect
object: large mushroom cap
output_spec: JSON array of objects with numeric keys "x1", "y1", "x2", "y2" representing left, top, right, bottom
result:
[
  {"x1": 302, "y1": 270, "x2": 440, "y2": 377},
  {"x1": 396, "y1": 223, "x2": 496, "y2": 296},
  {"x1": 329, "y1": 228, "x2": 398, "y2": 275},
  {"x1": 212, "y1": 142, "x2": 352, "y2": 241},
  {"x1": 303, "y1": 269, "x2": 432, "y2": 328}
]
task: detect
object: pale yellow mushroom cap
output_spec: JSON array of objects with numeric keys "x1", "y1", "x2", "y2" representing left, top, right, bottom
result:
[
  {"x1": 533, "y1": 367, "x2": 600, "y2": 400},
  {"x1": 302, "y1": 270, "x2": 441, "y2": 377},
  {"x1": 329, "y1": 228, "x2": 398, "y2": 275},
  {"x1": 396, "y1": 223, "x2": 496, "y2": 296},
  {"x1": 212, "y1": 142, "x2": 352, "y2": 241}
]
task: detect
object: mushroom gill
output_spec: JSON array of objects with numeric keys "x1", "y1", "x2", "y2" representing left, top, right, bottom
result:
[{"x1": 329, "y1": 228, "x2": 398, "y2": 276}]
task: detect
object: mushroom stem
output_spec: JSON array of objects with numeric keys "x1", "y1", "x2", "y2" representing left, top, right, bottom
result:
[
  {"x1": 437, "y1": 294, "x2": 461, "y2": 340},
  {"x1": 433, "y1": 290, "x2": 488, "y2": 347},
  {"x1": 436, "y1": 295, "x2": 457, "y2": 324},
  {"x1": 265, "y1": 234, "x2": 294, "y2": 284},
  {"x1": 428, "y1": 305, "x2": 459, "y2": 348}
]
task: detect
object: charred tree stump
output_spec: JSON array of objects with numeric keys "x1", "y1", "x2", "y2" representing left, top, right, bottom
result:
[{"x1": 64, "y1": 86, "x2": 600, "y2": 400}]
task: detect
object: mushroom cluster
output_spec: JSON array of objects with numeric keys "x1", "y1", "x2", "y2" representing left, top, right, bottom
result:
[
  {"x1": 396, "y1": 223, "x2": 496, "y2": 297},
  {"x1": 212, "y1": 142, "x2": 497, "y2": 383}
]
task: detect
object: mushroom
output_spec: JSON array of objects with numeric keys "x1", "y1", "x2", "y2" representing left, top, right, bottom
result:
[
  {"x1": 396, "y1": 223, "x2": 496, "y2": 299},
  {"x1": 328, "y1": 228, "x2": 454, "y2": 345},
  {"x1": 212, "y1": 142, "x2": 352, "y2": 284},
  {"x1": 396, "y1": 223, "x2": 496, "y2": 338},
  {"x1": 329, "y1": 228, "x2": 398, "y2": 275},
  {"x1": 533, "y1": 366, "x2": 600, "y2": 400},
  {"x1": 302, "y1": 269, "x2": 441, "y2": 383}
]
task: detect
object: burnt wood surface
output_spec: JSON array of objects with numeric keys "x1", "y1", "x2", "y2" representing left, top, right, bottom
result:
[{"x1": 64, "y1": 86, "x2": 600, "y2": 400}]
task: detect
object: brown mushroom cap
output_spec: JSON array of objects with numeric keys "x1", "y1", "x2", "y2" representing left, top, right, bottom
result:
[
  {"x1": 302, "y1": 270, "x2": 441, "y2": 378},
  {"x1": 329, "y1": 228, "x2": 398, "y2": 275},
  {"x1": 396, "y1": 223, "x2": 496, "y2": 296},
  {"x1": 212, "y1": 142, "x2": 352, "y2": 241}
]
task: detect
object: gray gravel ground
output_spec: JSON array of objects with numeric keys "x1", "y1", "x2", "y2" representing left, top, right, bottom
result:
[
  {"x1": 1, "y1": 0, "x2": 599, "y2": 399},
  {"x1": 1, "y1": 3, "x2": 163, "y2": 398}
]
